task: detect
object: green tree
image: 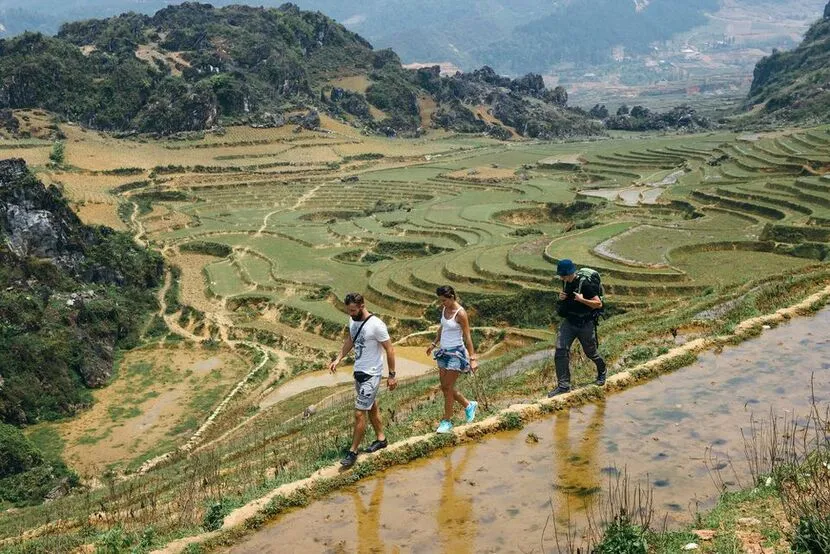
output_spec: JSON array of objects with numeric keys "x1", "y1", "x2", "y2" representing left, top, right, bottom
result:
[
  {"x1": 0, "y1": 423, "x2": 43, "y2": 478},
  {"x1": 49, "y1": 141, "x2": 65, "y2": 165}
]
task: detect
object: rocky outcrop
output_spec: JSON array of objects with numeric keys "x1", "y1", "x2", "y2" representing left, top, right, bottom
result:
[
  {"x1": 0, "y1": 159, "x2": 162, "y2": 423},
  {"x1": 746, "y1": 6, "x2": 830, "y2": 123},
  {"x1": 0, "y1": 109, "x2": 18, "y2": 135},
  {"x1": 329, "y1": 88, "x2": 371, "y2": 119},
  {"x1": 0, "y1": 158, "x2": 156, "y2": 284},
  {"x1": 288, "y1": 109, "x2": 321, "y2": 130},
  {"x1": 0, "y1": 159, "x2": 88, "y2": 270}
]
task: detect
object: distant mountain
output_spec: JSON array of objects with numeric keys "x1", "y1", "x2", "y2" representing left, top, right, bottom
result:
[
  {"x1": 746, "y1": 3, "x2": 830, "y2": 123},
  {"x1": 475, "y1": 0, "x2": 720, "y2": 74},
  {"x1": 290, "y1": 0, "x2": 552, "y2": 69},
  {"x1": 1, "y1": 0, "x2": 824, "y2": 80},
  {"x1": 0, "y1": 3, "x2": 602, "y2": 138}
]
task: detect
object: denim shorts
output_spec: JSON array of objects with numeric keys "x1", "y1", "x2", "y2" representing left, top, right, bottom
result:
[{"x1": 434, "y1": 345, "x2": 470, "y2": 372}]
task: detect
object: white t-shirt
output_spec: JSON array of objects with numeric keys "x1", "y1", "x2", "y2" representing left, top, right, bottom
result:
[{"x1": 349, "y1": 315, "x2": 390, "y2": 376}]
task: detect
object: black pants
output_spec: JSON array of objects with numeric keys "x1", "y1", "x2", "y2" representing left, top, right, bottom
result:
[{"x1": 554, "y1": 319, "x2": 606, "y2": 389}]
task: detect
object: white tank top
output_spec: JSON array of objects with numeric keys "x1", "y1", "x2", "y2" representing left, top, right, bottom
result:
[{"x1": 440, "y1": 307, "x2": 464, "y2": 348}]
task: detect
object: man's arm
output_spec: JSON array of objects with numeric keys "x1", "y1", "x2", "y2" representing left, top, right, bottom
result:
[
  {"x1": 574, "y1": 293, "x2": 602, "y2": 310},
  {"x1": 381, "y1": 339, "x2": 397, "y2": 390},
  {"x1": 329, "y1": 330, "x2": 354, "y2": 373}
]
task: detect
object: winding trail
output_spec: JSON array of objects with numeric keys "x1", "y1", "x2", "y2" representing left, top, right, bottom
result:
[
  {"x1": 130, "y1": 201, "x2": 147, "y2": 248},
  {"x1": 120, "y1": 195, "x2": 293, "y2": 473},
  {"x1": 255, "y1": 183, "x2": 321, "y2": 236}
]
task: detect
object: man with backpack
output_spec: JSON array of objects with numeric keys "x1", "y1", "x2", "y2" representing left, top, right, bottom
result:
[
  {"x1": 548, "y1": 259, "x2": 607, "y2": 397},
  {"x1": 329, "y1": 292, "x2": 397, "y2": 468}
]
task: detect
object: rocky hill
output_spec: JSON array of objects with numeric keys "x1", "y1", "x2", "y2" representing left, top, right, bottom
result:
[
  {"x1": 746, "y1": 2, "x2": 830, "y2": 123},
  {"x1": 0, "y1": 158, "x2": 162, "y2": 427},
  {"x1": 0, "y1": 2, "x2": 601, "y2": 138}
]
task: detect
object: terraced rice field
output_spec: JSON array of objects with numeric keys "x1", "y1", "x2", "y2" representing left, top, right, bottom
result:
[
  {"x1": 3, "y1": 116, "x2": 830, "y2": 553},
  {"x1": 112, "y1": 124, "x2": 830, "y2": 352}
]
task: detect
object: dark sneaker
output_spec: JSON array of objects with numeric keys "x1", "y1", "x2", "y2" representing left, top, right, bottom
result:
[
  {"x1": 340, "y1": 450, "x2": 358, "y2": 468},
  {"x1": 596, "y1": 371, "x2": 607, "y2": 387},
  {"x1": 547, "y1": 386, "x2": 571, "y2": 398},
  {"x1": 364, "y1": 439, "x2": 388, "y2": 453}
]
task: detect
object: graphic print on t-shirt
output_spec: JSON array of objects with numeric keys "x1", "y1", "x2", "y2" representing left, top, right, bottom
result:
[{"x1": 354, "y1": 333, "x2": 365, "y2": 362}]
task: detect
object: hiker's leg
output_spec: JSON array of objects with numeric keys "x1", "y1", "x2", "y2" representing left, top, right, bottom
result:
[
  {"x1": 368, "y1": 400, "x2": 385, "y2": 442},
  {"x1": 350, "y1": 409, "x2": 367, "y2": 453},
  {"x1": 448, "y1": 350, "x2": 470, "y2": 408},
  {"x1": 554, "y1": 320, "x2": 578, "y2": 389},
  {"x1": 440, "y1": 369, "x2": 463, "y2": 419},
  {"x1": 452, "y1": 386, "x2": 469, "y2": 408},
  {"x1": 576, "y1": 321, "x2": 606, "y2": 373}
]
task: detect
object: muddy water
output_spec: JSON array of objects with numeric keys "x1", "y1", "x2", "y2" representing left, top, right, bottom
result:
[
  {"x1": 259, "y1": 347, "x2": 434, "y2": 409},
  {"x1": 230, "y1": 310, "x2": 830, "y2": 553}
]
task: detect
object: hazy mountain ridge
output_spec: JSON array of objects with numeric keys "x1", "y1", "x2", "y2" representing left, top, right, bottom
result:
[
  {"x1": 746, "y1": 2, "x2": 830, "y2": 123},
  {"x1": 475, "y1": 0, "x2": 720, "y2": 73},
  {"x1": 0, "y1": 0, "x2": 812, "y2": 74}
]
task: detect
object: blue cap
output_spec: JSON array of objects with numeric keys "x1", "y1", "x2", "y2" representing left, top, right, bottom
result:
[{"x1": 556, "y1": 259, "x2": 576, "y2": 276}]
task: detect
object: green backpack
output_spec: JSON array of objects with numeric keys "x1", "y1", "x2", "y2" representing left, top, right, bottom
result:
[{"x1": 575, "y1": 267, "x2": 604, "y2": 300}]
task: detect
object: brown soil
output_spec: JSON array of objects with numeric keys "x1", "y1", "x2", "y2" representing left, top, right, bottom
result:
[
  {"x1": 141, "y1": 210, "x2": 192, "y2": 234},
  {"x1": 171, "y1": 252, "x2": 226, "y2": 313},
  {"x1": 445, "y1": 166, "x2": 518, "y2": 182},
  {"x1": 497, "y1": 208, "x2": 547, "y2": 226},
  {"x1": 74, "y1": 202, "x2": 127, "y2": 231},
  {"x1": 54, "y1": 346, "x2": 248, "y2": 475},
  {"x1": 418, "y1": 96, "x2": 438, "y2": 129},
  {"x1": 134, "y1": 44, "x2": 189, "y2": 77},
  {"x1": 473, "y1": 105, "x2": 518, "y2": 137},
  {"x1": 8, "y1": 109, "x2": 57, "y2": 140}
]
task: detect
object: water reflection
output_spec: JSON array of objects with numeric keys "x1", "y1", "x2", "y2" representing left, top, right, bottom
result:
[
  {"x1": 551, "y1": 402, "x2": 605, "y2": 502},
  {"x1": 437, "y1": 448, "x2": 476, "y2": 554},
  {"x1": 350, "y1": 481, "x2": 394, "y2": 554}
]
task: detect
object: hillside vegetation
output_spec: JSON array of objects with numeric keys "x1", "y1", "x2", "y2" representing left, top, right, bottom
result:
[
  {"x1": 0, "y1": 2, "x2": 601, "y2": 139},
  {"x1": 0, "y1": 158, "x2": 162, "y2": 428},
  {"x1": 746, "y1": 2, "x2": 830, "y2": 123}
]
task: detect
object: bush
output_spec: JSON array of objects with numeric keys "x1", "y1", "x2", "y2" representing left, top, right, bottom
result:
[
  {"x1": 0, "y1": 423, "x2": 43, "y2": 478},
  {"x1": 793, "y1": 515, "x2": 830, "y2": 554},
  {"x1": 94, "y1": 526, "x2": 133, "y2": 553},
  {"x1": 49, "y1": 141, "x2": 65, "y2": 164},
  {"x1": 596, "y1": 515, "x2": 647, "y2": 554},
  {"x1": 179, "y1": 241, "x2": 233, "y2": 258},
  {"x1": 202, "y1": 499, "x2": 232, "y2": 531}
]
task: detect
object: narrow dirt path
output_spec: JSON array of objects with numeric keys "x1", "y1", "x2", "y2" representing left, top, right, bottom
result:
[
  {"x1": 116, "y1": 193, "x2": 293, "y2": 474},
  {"x1": 255, "y1": 183, "x2": 321, "y2": 236},
  {"x1": 129, "y1": 201, "x2": 147, "y2": 248}
]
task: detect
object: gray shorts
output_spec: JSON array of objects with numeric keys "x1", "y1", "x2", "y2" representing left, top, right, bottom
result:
[{"x1": 354, "y1": 371, "x2": 381, "y2": 411}]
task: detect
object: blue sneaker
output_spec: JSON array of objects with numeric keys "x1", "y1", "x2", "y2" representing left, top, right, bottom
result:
[
  {"x1": 465, "y1": 401, "x2": 478, "y2": 423},
  {"x1": 436, "y1": 420, "x2": 454, "y2": 434}
]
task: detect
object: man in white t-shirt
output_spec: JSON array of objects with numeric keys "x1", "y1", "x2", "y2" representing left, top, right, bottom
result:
[{"x1": 329, "y1": 292, "x2": 397, "y2": 468}]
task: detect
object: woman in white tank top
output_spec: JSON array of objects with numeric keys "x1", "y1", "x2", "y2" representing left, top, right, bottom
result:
[{"x1": 426, "y1": 285, "x2": 479, "y2": 434}]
